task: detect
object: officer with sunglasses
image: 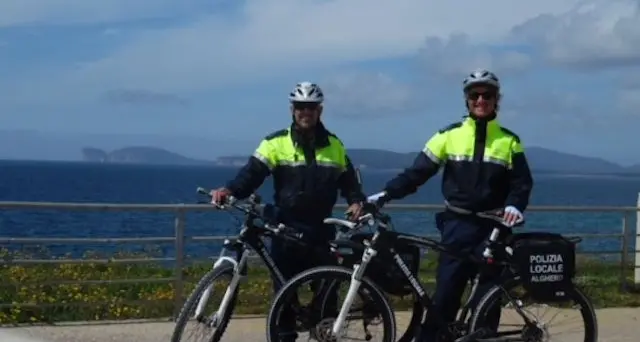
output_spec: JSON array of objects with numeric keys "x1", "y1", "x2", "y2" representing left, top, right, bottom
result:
[
  {"x1": 210, "y1": 81, "x2": 366, "y2": 340},
  {"x1": 371, "y1": 69, "x2": 534, "y2": 342}
]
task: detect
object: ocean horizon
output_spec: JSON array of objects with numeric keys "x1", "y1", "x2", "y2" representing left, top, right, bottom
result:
[{"x1": 1, "y1": 160, "x2": 639, "y2": 262}]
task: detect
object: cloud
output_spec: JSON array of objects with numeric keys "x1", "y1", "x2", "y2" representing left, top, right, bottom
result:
[
  {"x1": 409, "y1": 0, "x2": 640, "y2": 80},
  {"x1": 618, "y1": 69, "x2": 640, "y2": 89},
  {"x1": 614, "y1": 72, "x2": 640, "y2": 113},
  {"x1": 511, "y1": 0, "x2": 640, "y2": 68},
  {"x1": 321, "y1": 71, "x2": 416, "y2": 118},
  {"x1": 0, "y1": 0, "x2": 197, "y2": 27},
  {"x1": 36, "y1": 0, "x2": 581, "y2": 94},
  {"x1": 1, "y1": 0, "x2": 638, "y2": 127},
  {"x1": 417, "y1": 34, "x2": 532, "y2": 79},
  {"x1": 103, "y1": 89, "x2": 189, "y2": 107},
  {"x1": 398, "y1": 0, "x2": 640, "y2": 122},
  {"x1": 415, "y1": 34, "x2": 532, "y2": 91},
  {"x1": 17, "y1": 0, "x2": 574, "y2": 119},
  {"x1": 504, "y1": 89, "x2": 587, "y2": 119},
  {"x1": 616, "y1": 88, "x2": 640, "y2": 113},
  {"x1": 328, "y1": 33, "x2": 536, "y2": 119},
  {"x1": 246, "y1": 0, "x2": 640, "y2": 121}
]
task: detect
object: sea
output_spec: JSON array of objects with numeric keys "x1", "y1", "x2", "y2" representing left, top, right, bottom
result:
[{"x1": 0, "y1": 160, "x2": 639, "y2": 263}]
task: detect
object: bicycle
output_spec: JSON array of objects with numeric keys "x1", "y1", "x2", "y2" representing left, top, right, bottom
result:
[
  {"x1": 266, "y1": 205, "x2": 598, "y2": 342},
  {"x1": 170, "y1": 187, "x2": 389, "y2": 342}
]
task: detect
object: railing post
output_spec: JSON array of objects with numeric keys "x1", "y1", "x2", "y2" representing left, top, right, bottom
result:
[
  {"x1": 635, "y1": 193, "x2": 640, "y2": 286},
  {"x1": 173, "y1": 206, "x2": 186, "y2": 320},
  {"x1": 620, "y1": 214, "x2": 629, "y2": 291}
]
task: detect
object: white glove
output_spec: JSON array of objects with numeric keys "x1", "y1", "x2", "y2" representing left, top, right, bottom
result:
[
  {"x1": 503, "y1": 205, "x2": 523, "y2": 226},
  {"x1": 367, "y1": 191, "x2": 387, "y2": 203}
]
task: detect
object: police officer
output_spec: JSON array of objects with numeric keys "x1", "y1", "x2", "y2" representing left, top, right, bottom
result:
[
  {"x1": 372, "y1": 69, "x2": 534, "y2": 341},
  {"x1": 210, "y1": 81, "x2": 367, "y2": 340}
]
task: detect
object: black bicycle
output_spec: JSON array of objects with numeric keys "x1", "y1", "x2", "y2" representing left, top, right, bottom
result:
[
  {"x1": 171, "y1": 188, "x2": 401, "y2": 342},
  {"x1": 266, "y1": 205, "x2": 598, "y2": 342}
]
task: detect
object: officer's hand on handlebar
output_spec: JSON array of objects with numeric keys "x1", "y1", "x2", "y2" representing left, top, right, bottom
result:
[
  {"x1": 503, "y1": 205, "x2": 523, "y2": 227},
  {"x1": 367, "y1": 191, "x2": 390, "y2": 208},
  {"x1": 210, "y1": 187, "x2": 232, "y2": 206},
  {"x1": 345, "y1": 202, "x2": 365, "y2": 222}
]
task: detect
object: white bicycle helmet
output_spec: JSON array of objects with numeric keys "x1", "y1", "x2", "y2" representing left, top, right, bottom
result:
[
  {"x1": 462, "y1": 69, "x2": 500, "y2": 92},
  {"x1": 289, "y1": 81, "x2": 324, "y2": 103}
]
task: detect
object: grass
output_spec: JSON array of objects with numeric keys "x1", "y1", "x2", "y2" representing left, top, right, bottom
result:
[{"x1": 0, "y1": 247, "x2": 638, "y2": 325}]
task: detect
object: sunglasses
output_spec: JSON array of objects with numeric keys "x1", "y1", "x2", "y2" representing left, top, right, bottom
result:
[
  {"x1": 466, "y1": 91, "x2": 496, "y2": 101},
  {"x1": 292, "y1": 102, "x2": 320, "y2": 110}
]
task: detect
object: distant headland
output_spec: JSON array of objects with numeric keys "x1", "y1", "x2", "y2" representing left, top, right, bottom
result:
[{"x1": 81, "y1": 146, "x2": 640, "y2": 175}]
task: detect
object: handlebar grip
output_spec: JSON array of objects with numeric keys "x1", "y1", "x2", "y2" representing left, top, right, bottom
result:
[
  {"x1": 214, "y1": 195, "x2": 237, "y2": 209},
  {"x1": 196, "y1": 186, "x2": 238, "y2": 208}
]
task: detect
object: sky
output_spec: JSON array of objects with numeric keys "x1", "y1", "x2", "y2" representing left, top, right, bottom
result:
[{"x1": 0, "y1": 0, "x2": 639, "y2": 163}]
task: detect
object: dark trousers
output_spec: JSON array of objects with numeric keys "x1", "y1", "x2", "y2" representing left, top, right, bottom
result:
[
  {"x1": 270, "y1": 222, "x2": 338, "y2": 341},
  {"x1": 419, "y1": 211, "x2": 506, "y2": 342}
]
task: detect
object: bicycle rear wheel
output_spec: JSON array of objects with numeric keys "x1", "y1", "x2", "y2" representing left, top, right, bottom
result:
[
  {"x1": 266, "y1": 265, "x2": 396, "y2": 342},
  {"x1": 396, "y1": 300, "x2": 423, "y2": 342},
  {"x1": 469, "y1": 278, "x2": 597, "y2": 342}
]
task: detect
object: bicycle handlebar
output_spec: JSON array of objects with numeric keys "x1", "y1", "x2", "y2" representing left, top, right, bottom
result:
[
  {"x1": 196, "y1": 187, "x2": 304, "y2": 239},
  {"x1": 323, "y1": 202, "x2": 392, "y2": 234},
  {"x1": 196, "y1": 186, "x2": 260, "y2": 212},
  {"x1": 475, "y1": 209, "x2": 525, "y2": 228},
  {"x1": 323, "y1": 213, "x2": 376, "y2": 233}
]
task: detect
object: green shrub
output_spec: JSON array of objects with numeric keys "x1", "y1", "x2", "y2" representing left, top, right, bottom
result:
[{"x1": 0, "y1": 248, "x2": 636, "y2": 324}]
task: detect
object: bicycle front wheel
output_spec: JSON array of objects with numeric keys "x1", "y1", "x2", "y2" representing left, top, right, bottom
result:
[
  {"x1": 266, "y1": 265, "x2": 396, "y2": 342},
  {"x1": 171, "y1": 260, "x2": 239, "y2": 342},
  {"x1": 469, "y1": 278, "x2": 598, "y2": 342}
]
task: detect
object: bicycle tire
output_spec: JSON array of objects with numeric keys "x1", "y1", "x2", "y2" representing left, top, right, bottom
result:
[
  {"x1": 171, "y1": 261, "x2": 239, "y2": 342},
  {"x1": 469, "y1": 278, "x2": 598, "y2": 342},
  {"x1": 397, "y1": 300, "x2": 423, "y2": 342},
  {"x1": 266, "y1": 265, "x2": 396, "y2": 342}
]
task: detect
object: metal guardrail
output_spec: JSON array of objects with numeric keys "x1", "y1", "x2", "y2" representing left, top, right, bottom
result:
[{"x1": 0, "y1": 201, "x2": 638, "y2": 318}]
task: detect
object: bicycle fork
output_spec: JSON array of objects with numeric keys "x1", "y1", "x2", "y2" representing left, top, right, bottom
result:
[
  {"x1": 194, "y1": 249, "x2": 250, "y2": 327},
  {"x1": 331, "y1": 246, "x2": 378, "y2": 340}
]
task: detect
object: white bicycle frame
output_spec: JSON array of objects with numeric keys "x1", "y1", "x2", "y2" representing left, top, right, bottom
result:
[
  {"x1": 321, "y1": 215, "x2": 377, "y2": 341},
  {"x1": 331, "y1": 243, "x2": 378, "y2": 340},
  {"x1": 193, "y1": 243, "x2": 251, "y2": 327},
  {"x1": 324, "y1": 216, "x2": 520, "y2": 341}
]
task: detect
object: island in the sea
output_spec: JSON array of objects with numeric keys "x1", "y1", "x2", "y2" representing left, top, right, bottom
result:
[{"x1": 81, "y1": 146, "x2": 639, "y2": 175}]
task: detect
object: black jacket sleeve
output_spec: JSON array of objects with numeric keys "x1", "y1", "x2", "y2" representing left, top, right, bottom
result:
[
  {"x1": 225, "y1": 156, "x2": 270, "y2": 200},
  {"x1": 505, "y1": 151, "x2": 534, "y2": 212},
  {"x1": 338, "y1": 155, "x2": 367, "y2": 205},
  {"x1": 383, "y1": 151, "x2": 440, "y2": 200}
]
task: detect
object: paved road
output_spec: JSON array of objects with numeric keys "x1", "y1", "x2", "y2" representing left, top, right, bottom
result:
[{"x1": 1, "y1": 308, "x2": 638, "y2": 342}]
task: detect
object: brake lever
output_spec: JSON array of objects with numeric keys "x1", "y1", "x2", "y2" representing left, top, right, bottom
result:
[
  {"x1": 495, "y1": 216, "x2": 524, "y2": 228},
  {"x1": 359, "y1": 213, "x2": 375, "y2": 227},
  {"x1": 214, "y1": 196, "x2": 238, "y2": 210},
  {"x1": 345, "y1": 213, "x2": 374, "y2": 232}
]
